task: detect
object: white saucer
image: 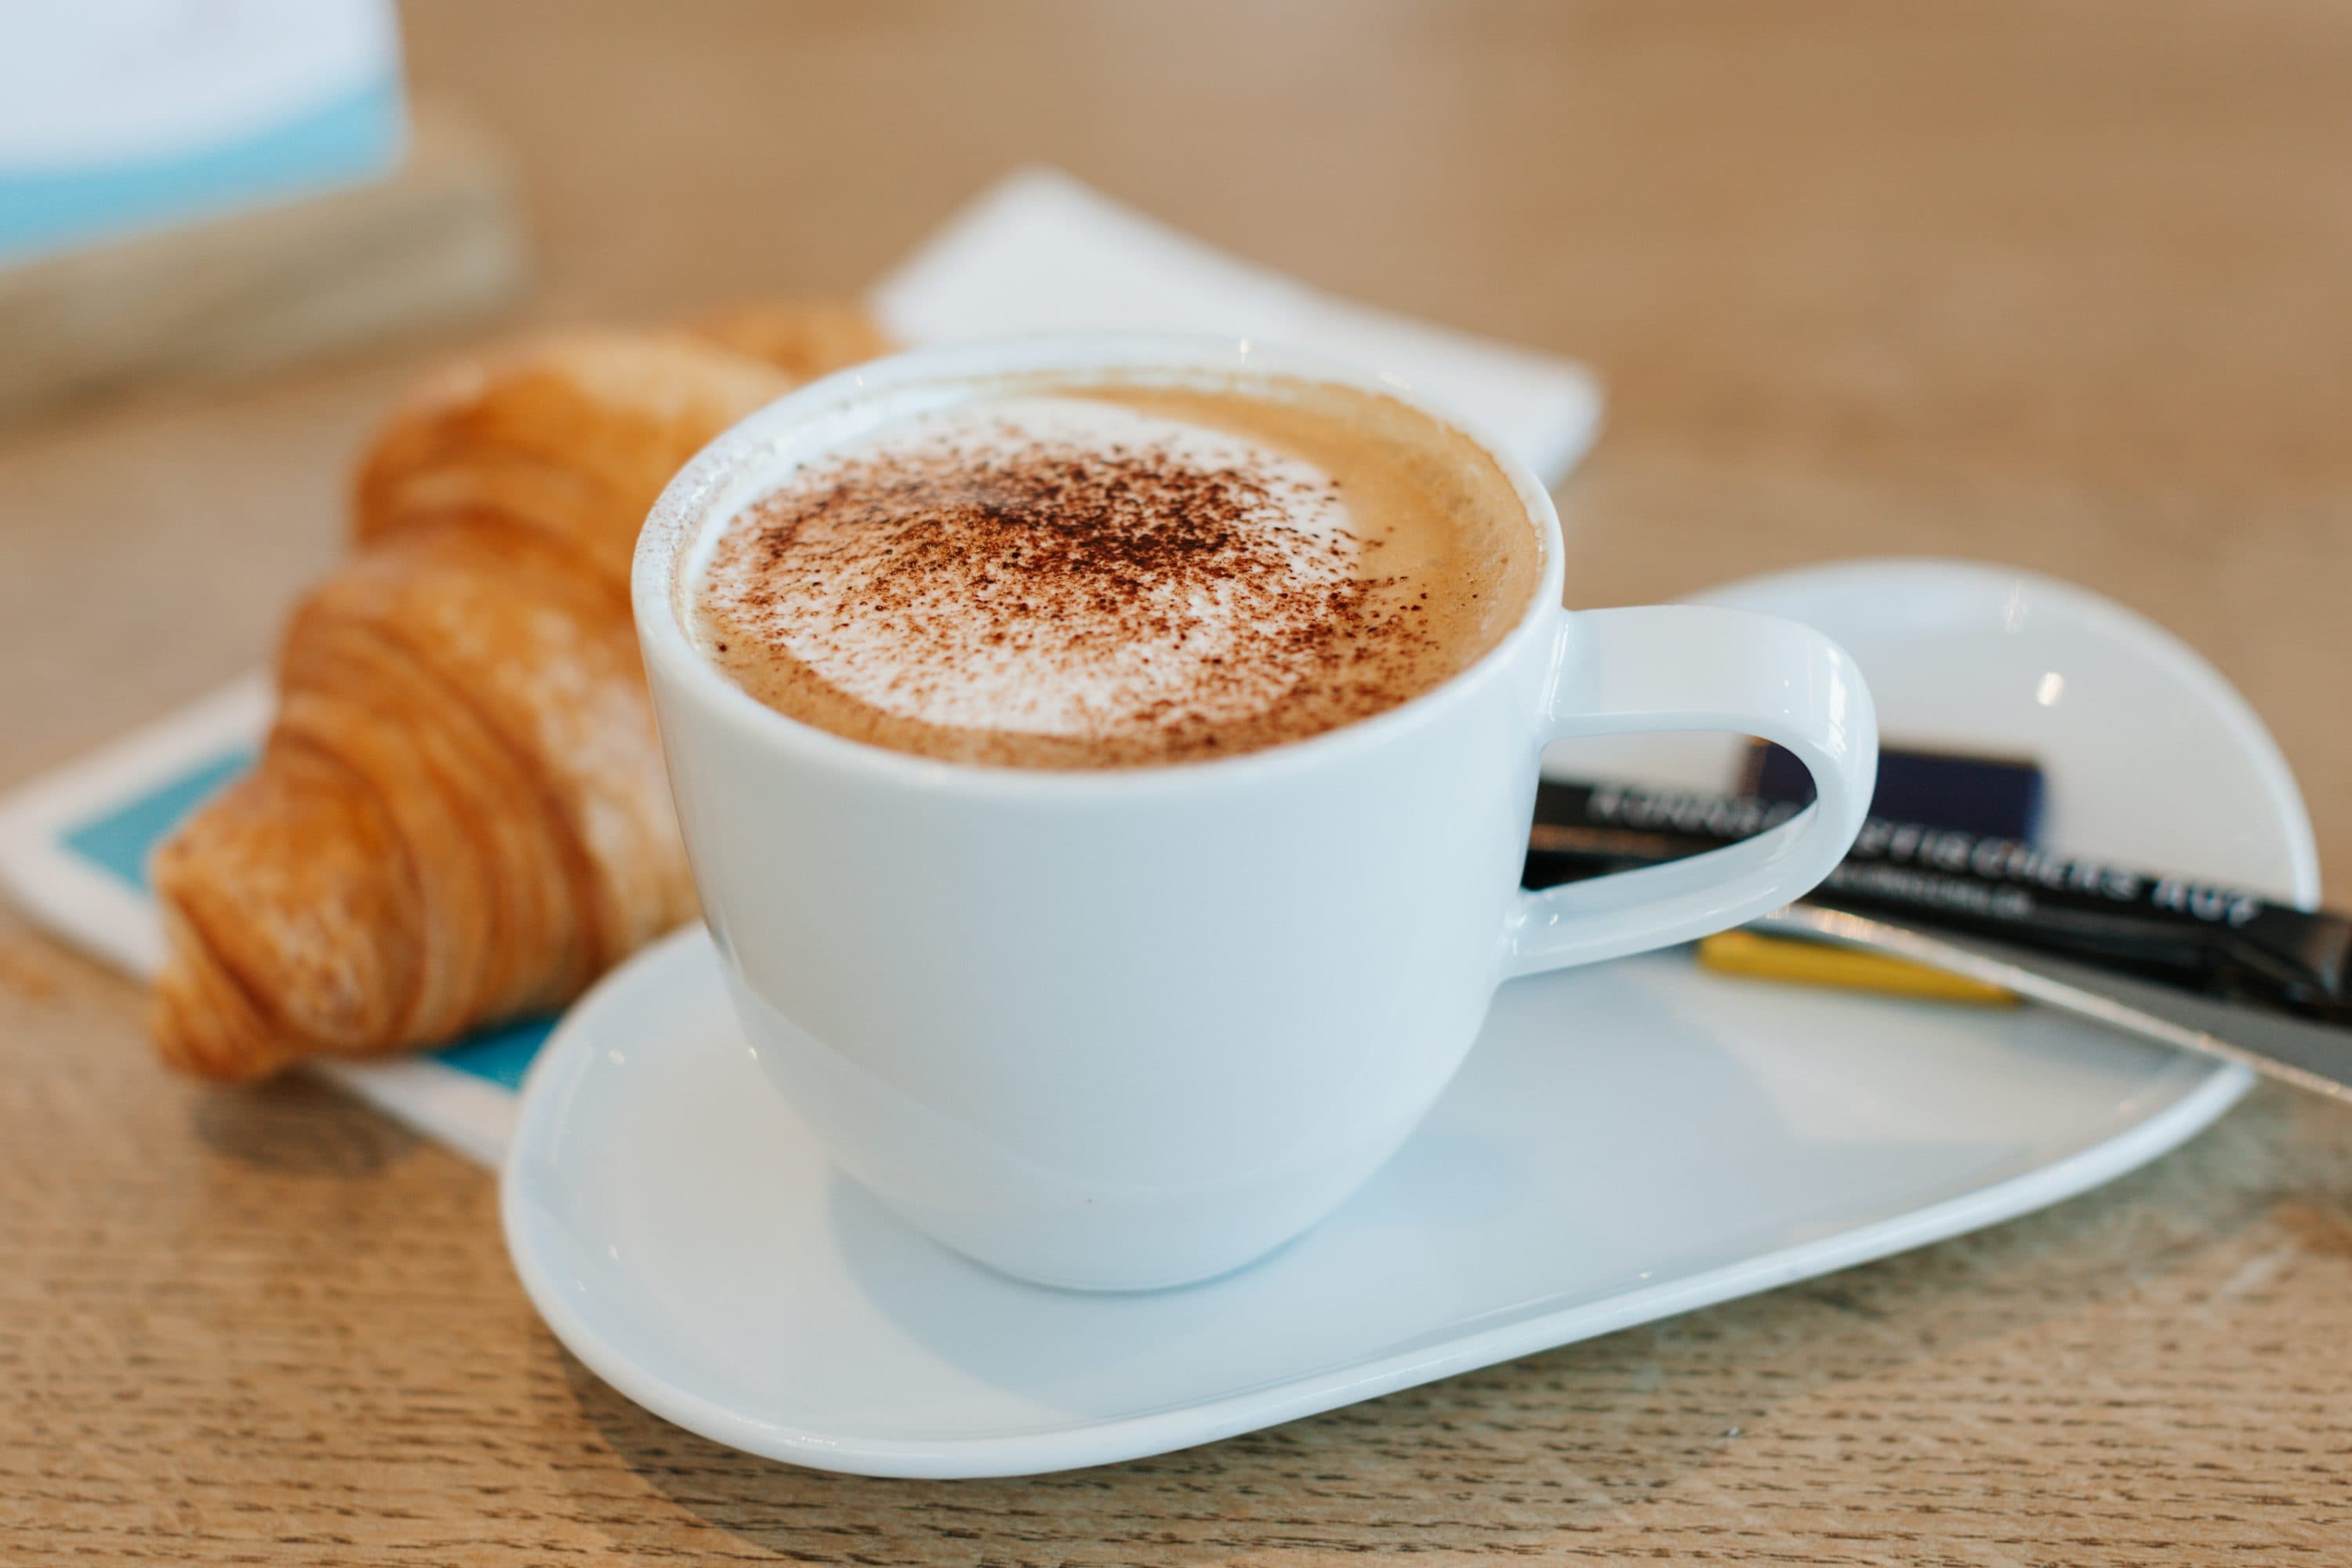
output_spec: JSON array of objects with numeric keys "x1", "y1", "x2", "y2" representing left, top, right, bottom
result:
[{"x1": 502, "y1": 560, "x2": 2318, "y2": 1479}]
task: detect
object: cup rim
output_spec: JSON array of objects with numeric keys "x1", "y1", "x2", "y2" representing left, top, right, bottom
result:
[{"x1": 633, "y1": 332, "x2": 1570, "y2": 797}]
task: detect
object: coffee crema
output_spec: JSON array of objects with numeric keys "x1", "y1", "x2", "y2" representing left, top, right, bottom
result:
[{"x1": 688, "y1": 373, "x2": 1540, "y2": 768}]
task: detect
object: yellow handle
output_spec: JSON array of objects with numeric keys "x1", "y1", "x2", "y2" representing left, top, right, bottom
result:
[{"x1": 1697, "y1": 930, "x2": 2016, "y2": 1006}]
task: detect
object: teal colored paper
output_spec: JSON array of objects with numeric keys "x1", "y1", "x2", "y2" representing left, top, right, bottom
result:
[{"x1": 63, "y1": 749, "x2": 255, "y2": 892}]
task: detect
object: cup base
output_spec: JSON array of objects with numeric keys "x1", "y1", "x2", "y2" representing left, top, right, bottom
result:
[{"x1": 721, "y1": 968, "x2": 1434, "y2": 1291}]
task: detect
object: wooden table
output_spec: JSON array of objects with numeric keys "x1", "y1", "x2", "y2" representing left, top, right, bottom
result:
[{"x1": 5, "y1": 3, "x2": 2350, "y2": 1561}]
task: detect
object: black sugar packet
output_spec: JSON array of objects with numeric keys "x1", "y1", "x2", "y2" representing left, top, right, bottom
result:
[
  {"x1": 1524, "y1": 745, "x2": 2352, "y2": 1029},
  {"x1": 1742, "y1": 742, "x2": 2045, "y2": 844}
]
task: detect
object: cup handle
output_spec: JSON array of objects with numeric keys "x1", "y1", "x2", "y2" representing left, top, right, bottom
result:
[{"x1": 1503, "y1": 604, "x2": 1878, "y2": 978}]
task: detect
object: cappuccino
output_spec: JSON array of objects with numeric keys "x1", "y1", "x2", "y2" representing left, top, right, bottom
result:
[{"x1": 688, "y1": 372, "x2": 1540, "y2": 768}]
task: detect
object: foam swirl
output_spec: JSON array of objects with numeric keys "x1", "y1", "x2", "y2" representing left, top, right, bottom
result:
[
  {"x1": 699, "y1": 396, "x2": 1368, "y2": 742},
  {"x1": 691, "y1": 375, "x2": 1541, "y2": 768}
]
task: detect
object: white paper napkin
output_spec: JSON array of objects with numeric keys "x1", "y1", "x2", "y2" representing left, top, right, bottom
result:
[{"x1": 872, "y1": 168, "x2": 1602, "y2": 485}]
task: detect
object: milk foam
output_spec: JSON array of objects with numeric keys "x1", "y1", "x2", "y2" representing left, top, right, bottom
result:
[
  {"x1": 706, "y1": 395, "x2": 1359, "y2": 738},
  {"x1": 693, "y1": 372, "x2": 1543, "y2": 770}
]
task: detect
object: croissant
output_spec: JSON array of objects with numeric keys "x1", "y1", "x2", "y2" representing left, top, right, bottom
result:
[
  {"x1": 691, "y1": 297, "x2": 895, "y2": 385},
  {"x1": 151, "y1": 307, "x2": 888, "y2": 1080}
]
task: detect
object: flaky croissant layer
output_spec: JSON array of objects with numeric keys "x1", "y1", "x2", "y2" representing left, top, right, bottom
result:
[{"x1": 151, "y1": 307, "x2": 884, "y2": 1080}]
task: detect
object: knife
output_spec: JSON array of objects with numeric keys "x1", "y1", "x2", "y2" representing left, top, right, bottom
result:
[{"x1": 1754, "y1": 902, "x2": 2352, "y2": 1105}]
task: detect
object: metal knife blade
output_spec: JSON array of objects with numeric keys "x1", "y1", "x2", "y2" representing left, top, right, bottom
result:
[{"x1": 1756, "y1": 903, "x2": 2352, "y2": 1106}]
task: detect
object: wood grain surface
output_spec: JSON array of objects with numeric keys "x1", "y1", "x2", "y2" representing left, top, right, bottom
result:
[{"x1": 5, "y1": 3, "x2": 2350, "y2": 1563}]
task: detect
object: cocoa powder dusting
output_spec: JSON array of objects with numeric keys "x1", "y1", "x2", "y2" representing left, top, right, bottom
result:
[{"x1": 695, "y1": 382, "x2": 1537, "y2": 768}]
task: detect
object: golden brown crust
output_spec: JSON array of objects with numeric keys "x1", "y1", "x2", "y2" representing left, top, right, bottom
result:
[
  {"x1": 152, "y1": 329, "x2": 797, "y2": 1081},
  {"x1": 152, "y1": 737, "x2": 422, "y2": 1079},
  {"x1": 689, "y1": 296, "x2": 895, "y2": 384},
  {"x1": 352, "y1": 328, "x2": 797, "y2": 584}
]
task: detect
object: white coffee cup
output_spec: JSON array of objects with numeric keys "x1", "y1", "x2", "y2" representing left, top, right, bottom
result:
[{"x1": 635, "y1": 336, "x2": 1877, "y2": 1291}]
